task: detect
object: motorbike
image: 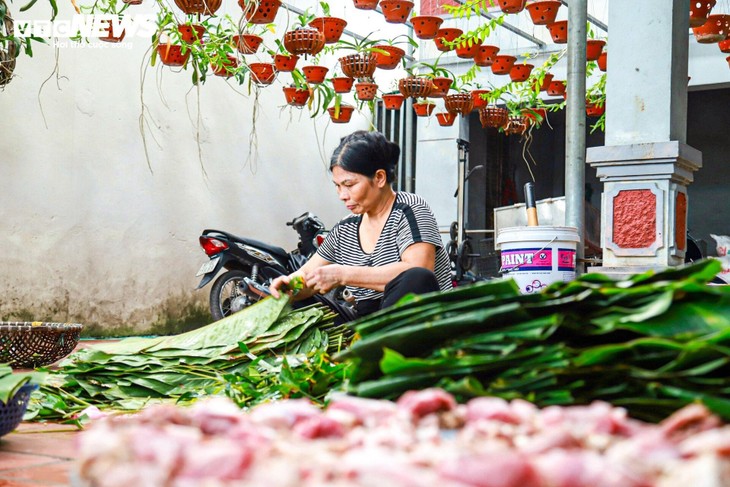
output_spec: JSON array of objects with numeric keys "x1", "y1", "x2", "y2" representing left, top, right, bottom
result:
[{"x1": 195, "y1": 212, "x2": 355, "y2": 322}]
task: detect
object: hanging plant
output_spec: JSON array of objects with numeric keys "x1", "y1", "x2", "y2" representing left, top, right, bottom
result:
[
  {"x1": 178, "y1": 23, "x2": 205, "y2": 44},
  {"x1": 479, "y1": 106, "x2": 508, "y2": 129},
  {"x1": 692, "y1": 14, "x2": 730, "y2": 43},
  {"x1": 379, "y1": 0, "x2": 414, "y2": 23},
  {"x1": 586, "y1": 39, "x2": 605, "y2": 62},
  {"x1": 355, "y1": 79, "x2": 378, "y2": 100},
  {"x1": 0, "y1": 0, "x2": 16, "y2": 87},
  {"x1": 284, "y1": 10, "x2": 326, "y2": 56},
  {"x1": 525, "y1": 0, "x2": 561, "y2": 25},
  {"x1": 597, "y1": 51, "x2": 607, "y2": 72},
  {"x1": 546, "y1": 79, "x2": 566, "y2": 96},
  {"x1": 690, "y1": 0, "x2": 716, "y2": 27},
  {"x1": 436, "y1": 112, "x2": 457, "y2": 126},
  {"x1": 310, "y1": 2, "x2": 347, "y2": 44},
  {"x1": 156, "y1": 43, "x2": 191, "y2": 67},
  {"x1": 249, "y1": 62, "x2": 277, "y2": 85},
  {"x1": 433, "y1": 28, "x2": 463, "y2": 52},
  {"x1": 339, "y1": 53, "x2": 378, "y2": 79},
  {"x1": 491, "y1": 54, "x2": 516, "y2": 75},
  {"x1": 283, "y1": 86, "x2": 311, "y2": 107},
  {"x1": 504, "y1": 115, "x2": 528, "y2": 135},
  {"x1": 474, "y1": 44, "x2": 500, "y2": 67},
  {"x1": 509, "y1": 62, "x2": 534, "y2": 82},
  {"x1": 239, "y1": 0, "x2": 282, "y2": 24},
  {"x1": 372, "y1": 45, "x2": 405, "y2": 70},
  {"x1": 454, "y1": 35, "x2": 482, "y2": 59},
  {"x1": 382, "y1": 92, "x2": 405, "y2": 110},
  {"x1": 410, "y1": 15, "x2": 444, "y2": 40},
  {"x1": 444, "y1": 92, "x2": 474, "y2": 116},
  {"x1": 398, "y1": 77, "x2": 434, "y2": 98},
  {"x1": 211, "y1": 54, "x2": 238, "y2": 77},
  {"x1": 498, "y1": 0, "x2": 526, "y2": 14},
  {"x1": 471, "y1": 88, "x2": 490, "y2": 109},
  {"x1": 413, "y1": 99, "x2": 436, "y2": 117},
  {"x1": 174, "y1": 0, "x2": 222, "y2": 16},
  {"x1": 233, "y1": 34, "x2": 262, "y2": 54},
  {"x1": 328, "y1": 102, "x2": 355, "y2": 123},
  {"x1": 302, "y1": 65, "x2": 329, "y2": 84},
  {"x1": 546, "y1": 19, "x2": 568, "y2": 44},
  {"x1": 352, "y1": 0, "x2": 379, "y2": 10}
]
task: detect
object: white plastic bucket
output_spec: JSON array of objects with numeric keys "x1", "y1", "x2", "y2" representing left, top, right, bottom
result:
[{"x1": 495, "y1": 226, "x2": 580, "y2": 294}]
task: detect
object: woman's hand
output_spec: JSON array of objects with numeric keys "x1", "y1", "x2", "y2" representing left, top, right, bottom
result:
[
  {"x1": 269, "y1": 273, "x2": 305, "y2": 299},
  {"x1": 303, "y1": 265, "x2": 345, "y2": 295}
]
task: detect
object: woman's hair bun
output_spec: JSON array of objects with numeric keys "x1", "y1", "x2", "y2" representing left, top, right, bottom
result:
[{"x1": 330, "y1": 130, "x2": 400, "y2": 183}]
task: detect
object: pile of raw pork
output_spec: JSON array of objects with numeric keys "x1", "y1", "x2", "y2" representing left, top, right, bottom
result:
[{"x1": 76, "y1": 389, "x2": 730, "y2": 487}]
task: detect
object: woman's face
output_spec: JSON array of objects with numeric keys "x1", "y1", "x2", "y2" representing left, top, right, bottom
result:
[{"x1": 331, "y1": 166, "x2": 383, "y2": 214}]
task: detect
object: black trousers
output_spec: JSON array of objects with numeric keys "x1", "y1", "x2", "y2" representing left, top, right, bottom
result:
[{"x1": 354, "y1": 267, "x2": 440, "y2": 318}]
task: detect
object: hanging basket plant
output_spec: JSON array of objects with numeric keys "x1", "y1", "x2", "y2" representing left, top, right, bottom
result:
[
  {"x1": 471, "y1": 89, "x2": 490, "y2": 109},
  {"x1": 399, "y1": 77, "x2": 434, "y2": 98},
  {"x1": 353, "y1": 0, "x2": 379, "y2": 10},
  {"x1": 0, "y1": 1, "x2": 16, "y2": 88},
  {"x1": 379, "y1": 0, "x2": 414, "y2": 23},
  {"x1": 597, "y1": 51, "x2": 607, "y2": 72},
  {"x1": 239, "y1": 0, "x2": 282, "y2": 24},
  {"x1": 274, "y1": 54, "x2": 299, "y2": 71},
  {"x1": 174, "y1": 0, "x2": 221, "y2": 16},
  {"x1": 509, "y1": 63, "x2": 534, "y2": 82},
  {"x1": 332, "y1": 76, "x2": 354, "y2": 93},
  {"x1": 434, "y1": 28, "x2": 463, "y2": 52},
  {"x1": 302, "y1": 65, "x2": 329, "y2": 84},
  {"x1": 339, "y1": 53, "x2": 378, "y2": 79},
  {"x1": 522, "y1": 107, "x2": 548, "y2": 127},
  {"x1": 410, "y1": 15, "x2": 444, "y2": 40},
  {"x1": 100, "y1": 20, "x2": 125, "y2": 43},
  {"x1": 547, "y1": 20, "x2": 568, "y2": 44},
  {"x1": 474, "y1": 44, "x2": 500, "y2": 67},
  {"x1": 211, "y1": 55, "x2": 238, "y2": 77},
  {"x1": 436, "y1": 112, "x2": 457, "y2": 126},
  {"x1": 692, "y1": 14, "x2": 730, "y2": 43},
  {"x1": 525, "y1": 0, "x2": 561, "y2": 25},
  {"x1": 413, "y1": 101, "x2": 436, "y2": 117},
  {"x1": 479, "y1": 106, "x2": 508, "y2": 129},
  {"x1": 533, "y1": 72, "x2": 554, "y2": 91},
  {"x1": 444, "y1": 92, "x2": 474, "y2": 116},
  {"x1": 233, "y1": 34, "x2": 263, "y2": 54},
  {"x1": 719, "y1": 38, "x2": 730, "y2": 53},
  {"x1": 491, "y1": 54, "x2": 517, "y2": 75},
  {"x1": 157, "y1": 43, "x2": 190, "y2": 67},
  {"x1": 504, "y1": 116, "x2": 528, "y2": 136},
  {"x1": 690, "y1": 0, "x2": 716, "y2": 27},
  {"x1": 372, "y1": 45, "x2": 405, "y2": 70},
  {"x1": 547, "y1": 79, "x2": 566, "y2": 96},
  {"x1": 586, "y1": 39, "x2": 605, "y2": 62},
  {"x1": 586, "y1": 101, "x2": 605, "y2": 118},
  {"x1": 249, "y1": 62, "x2": 277, "y2": 85},
  {"x1": 497, "y1": 0, "x2": 526, "y2": 14},
  {"x1": 328, "y1": 103, "x2": 355, "y2": 123},
  {"x1": 283, "y1": 86, "x2": 310, "y2": 107},
  {"x1": 178, "y1": 24, "x2": 205, "y2": 43},
  {"x1": 382, "y1": 93, "x2": 405, "y2": 110},
  {"x1": 310, "y1": 16, "x2": 348, "y2": 44},
  {"x1": 355, "y1": 81, "x2": 378, "y2": 101},
  {"x1": 284, "y1": 27, "x2": 326, "y2": 56},
  {"x1": 455, "y1": 37, "x2": 482, "y2": 59},
  {"x1": 429, "y1": 76, "x2": 453, "y2": 97}
]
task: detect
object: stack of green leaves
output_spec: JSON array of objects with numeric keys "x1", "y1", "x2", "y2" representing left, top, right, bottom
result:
[
  {"x1": 27, "y1": 295, "x2": 351, "y2": 421},
  {"x1": 335, "y1": 260, "x2": 730, "y2": 422},
  {"x1": 0, "y1": 365, "x2": 45, "y2": 405}
]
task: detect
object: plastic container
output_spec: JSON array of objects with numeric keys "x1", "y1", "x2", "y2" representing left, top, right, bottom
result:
[
  {"x1": 0, "y1": 383, "x2": 38, "y2": 437},
  {"x1": 496, "y1": 226, "x2": 580, "y2": 294}
]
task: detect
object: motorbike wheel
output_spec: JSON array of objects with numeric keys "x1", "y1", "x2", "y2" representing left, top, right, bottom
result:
[{"x1": 209, "y1": 270, "x2": 259, "y2": 321}]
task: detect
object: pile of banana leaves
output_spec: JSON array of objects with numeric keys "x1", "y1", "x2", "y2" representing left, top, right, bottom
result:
[
  {"x1": 26, "y1": 295, "x2": 351, "y2": 421},
  {"x1": 335, "y1": 260, "x2": 730, "y2": 422}
]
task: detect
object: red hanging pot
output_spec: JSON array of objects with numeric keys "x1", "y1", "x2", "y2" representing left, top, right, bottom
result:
[
  {"x1": 239, "y1": 0, "x2": 281, "y2": 24},
  {"x1": 505, "y1": 116, "x2": 528, "y2": 136},
  {"x1": 471, "y1": 89, "x2": 490, "y2": 109},
  {"x1": 444, "y1": 92, "x2": 474, "y2": 116},
  {"x1": 339, "y1": 53, "x2": 377, "y2": 79},
  {"x1": 586, "y1": 101, "x2": 605, "y2": 117},
  {"x1": 455, "y1": 37, "x2": 482, "y2": 59},
  {"x1": 283, "y1": 28, "x2": 325, "y2": 56},
  {"x1": 309, "y1": 16, "x2": 347, "y2": 44},
  {"x1": 473, "y1": 45, "x2": 500, "y2": 67},
  {"x1": 498, "y1": 0, "x2": 526, "y2": 14},
  {"x1": 727, "y1": 55, "x2": 730, "y2": 68},
  {"x1": 597, "y1": 51, "x2": 607, "y2": 72},
  {"x1": 399, "y1": 77, "x2": 434, "y2": 98},
  {"x1": 491, "y1": 55, "x2": 516, "y2": 75},
  {"x1": 547, "y1": 20, "x2": 568, "y2": 44},
  {"x1": 212, "y1": 55, "x2": 238, "y2": 77},
  {"x1": 479, "y1": 106, "x2": 508, "y2": 129},
  {"x1": 100, "y1": 20, "x2": 125, "y2": 43},
  {"x1": 175, "y1": 0, "x2": 221, "y2": 15},
  {"x1": 509, "y1": 63, "x2": 534, "y2": 82},
  {"x1": 521, "y1": 107, "x2": 548, "y2": 127},
  {"x1": 382, "y1": 93, "x2": 405, "y2": 110},
  {"x1": 690, "y1": 0, "x2": 716, "y2": 27},
  {"x1": 283, "y1": 86, "x2": 310, "y2": 106},
  {"x1": 302, "y1": 65, "x2": 329, "y2": 84},
  {"x1": 274, "y1": 54, "x2": 299, "y2": 72},
  {"x1": 429, "y1": 77, "x2": 453, "y2": 97},
  {"x1": 157, "y1": 44, "x2": 190, "y2": 67},
  {"x1": 434, "y1": 28, "x2": 463, "y2": 52},
  {"x1": 411, "y1": 15, "x2": 444, "y2": 40},
  {"x1": 719, "y1": 39, "x2": 730, "y2": 53},
  {"x1": 413, "y1": 102, "x2": 435, "y2": 117},
  {"x1": 355, "y1": 81, "x2": 378, "y2": 101},
  {"x1": 372, "y1": 45, "x2": 405, "y2": 70},
  {"x1": 379, "y1": 0, "x2": 414, "y2": 23},
  {"x1": 249, "y1": 62, "x2": 277, "y2": 85},
  {"x1": 436, "y1": 112, "x2": 457, "y2": 126},
  {"x1": 328, "y1": 104, "x2": 355, "y2": 123},
  {"x1": 692, "y1": 14, "x2": 730, "y2": 43},
  {"x1": 546, "y1": 79, "x2": 566, "y2": 96},
  {"x1": 586, "y1": 39, "x2": 605, "y2": 62},
  {"x1": 332, "y1": 76, "x2": 354, "y2": 93},
  {"x1": 178, "y1": 24, "x2": 205, "y2": 43},
  {"x1": 353, "y1": 0, "x2": 378, "y2": 9},
  {"x1": 233, "y1": 34, "x2": 262, "y2": 54},
  {"x1": 525, "y1": 1, "x2": 561, "y2": 25},
  {"x1": 532, "y1": 72, "x2": 553, "y2": 91}
]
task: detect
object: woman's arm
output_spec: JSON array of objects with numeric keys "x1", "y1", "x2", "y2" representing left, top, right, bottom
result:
[{"x1": 269, "y1": 253, "x2": 331, "y2": 300}]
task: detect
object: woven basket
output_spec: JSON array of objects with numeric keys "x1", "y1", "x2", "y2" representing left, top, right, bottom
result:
[
  {"x1": 0, "y1": 0, "x2": 17, "y2": 88},
  {"x1": 0, "y1": 322, "x2": 83, "y2": 369},
  {"x1": 0, "y1": 384, "x2": 37, "y2": 437}
]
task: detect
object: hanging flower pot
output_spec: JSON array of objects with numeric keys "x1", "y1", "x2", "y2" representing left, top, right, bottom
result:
[
  {"x1": 339, "y1": 53, "x2": 377, "y2": 79},
  {"x1": 547, "y1": 20, "x2": 568, "y2": 44},
  {"x1": 122, "y1": 0, "x2": 143, "y2": 5},
  {"x1": 498, "y1": 0, "x2": 526, "y2": 14},
  {"x1": 382, "y1": 93, "x2": 405, "y2": 110},
  {"x1": 429, "y1": 77, "x2": 453, "y2": 97},
  {"x1": 353, "y1": 0, "x2": 378, "y2": 9},
  {"x1": 436, "y1": 112, "x2": 457, "y2": 126},
  {"x1": 509, "y1": 63, "x2": 534, "y2": 82},
  {"x1": 471, "y1": 89, "x2": 490, "y2": 109},
  {"x1": 690, "y1": 0, "x2": 716, "y2": 27},
  {"x1": 328, "y1": 104, "x2": 355, "y2": 123},
  {"x1": 491, "y1": 55, "x2": 516, "y2": 75},
  {"x1": 274, "y1": 54, "x2": 299, "y2": 72},
  {"x1": 100, "y1": 20, "x2": 125, "y2": 43},
  {"x1": 532, "y1": 72, "x2": 553, "y2": 91},
  {"x1": 547, "y1": 79, "x2": 566, "y2": 96},
  {"x1": 309, "y1": 16, "x2": 347, "y2": 44},
  {"x1": 355, "y1": 81, "x2": 378, "y2": 101},
  {"x1": 444, "y1": 92, "x2": 474, "y2": 116},
  {"x1": 434, "y1": 28, "x2": 463, "y2": 52},
  {"x1": 411, "y1": 15, "x2": 444, "y2": 40},
  {"x1": 332, "y1": 76, "x2": 354, "y2": 93},
  {"x1": 212, "y1": 55, "x2": 238, "y2": 77},
  {"x1": 249, "y1": 62, "x2": 277, "y2": 85},
  {"x1": 521, "y1": 107, "x2": 548, "y2": 127},
  {"x1": 505, "y1": 116, "x2": 528, "y2": 136},
  {"x1": 283, "y1": 86, "x2": 310, "y2": 106},
  {"x1": 233, "y1": 34, "x2": 263, "y2": 54},
  {"x1": 372, "y1": 45, "x2": 405, "y2": 70},
  {"x1": 157, "y1": 44, "x2": 190, "y2": 67},
  {"x1": 455, "y1": 37, "x2": 482, "y2": 59},
  {"x1": 597, "y1": 51, "x2": 607, "y2": 72},
  {"x1": 586, "y1": 101, "x2": 605, "y2": 118},
  {"x1": 692, "y1": 14, "x2": 730, "y2": 43},
  {"x1": 586, "y1": 39, "x2": 605, "y2": 62},
  {"x1": 239, "y1": 0, "x2": 281, "y2": 24},
  {"x1": 720, "y1": 39, "x2": 730, "y2": 53},
  {"x1": 727, "y1": 54, "x2": 730, "y2": 68},
  {"x1": 284, "y1": 28, "x2": 325, "y2": 56},
  {"x1": 525, "y1": 1, "x2": 561, "y2": 25},
  {"x1": 379, "y1": 0, "x2": 414, "y2": 23},
  {"x1": 302, "y1": 65, "x2": 329, "y2": 84},
  {"x1": 474, "y1": 44, "x2": 500, "y2": 67},
  {"x1": 178, "y1": 24, "x2": 205, "y2": 43},
  {"x1": 399, "y1": 77, "x2": 434, "y2": 98},
  {"x1": 175, "y1": 0, "x2": 221, "y2": 15},
  {"x1": 479, "y1": 106, "x2": 508, "y2": 129},
  {"x1": 413, "y1": 101, "x2": 436, "y2": 117}
]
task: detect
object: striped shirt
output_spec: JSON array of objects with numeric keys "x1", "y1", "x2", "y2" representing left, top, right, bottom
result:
[{"x1": 317, "y1": 192, "x2": 453, "y2": 301}]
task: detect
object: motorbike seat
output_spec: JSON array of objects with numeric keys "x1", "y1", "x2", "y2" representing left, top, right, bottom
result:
[{"x1": 202, "y1": 230, "x2": 289, "y2": 260}]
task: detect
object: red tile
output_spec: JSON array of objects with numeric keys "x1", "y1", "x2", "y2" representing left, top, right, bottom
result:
[
  {"x1": 0, "y1": 453, "x2": 52, "y2": 472},
  {"x1": 0, "y1": 460, "x2": 71, "y2": 485}
]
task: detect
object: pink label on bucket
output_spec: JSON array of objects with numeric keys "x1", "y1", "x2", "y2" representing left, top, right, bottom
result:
[
  {"x1": 501, "y1": 248, "x2": 552, "y2": 271},
  {"x1": 558, "y1": 248, "x2": 576, "y2": 271}
]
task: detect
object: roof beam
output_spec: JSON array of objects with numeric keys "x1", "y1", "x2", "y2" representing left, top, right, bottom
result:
[{"x1": 558, "y1": 0, "x2": 608, "y2": 32}]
